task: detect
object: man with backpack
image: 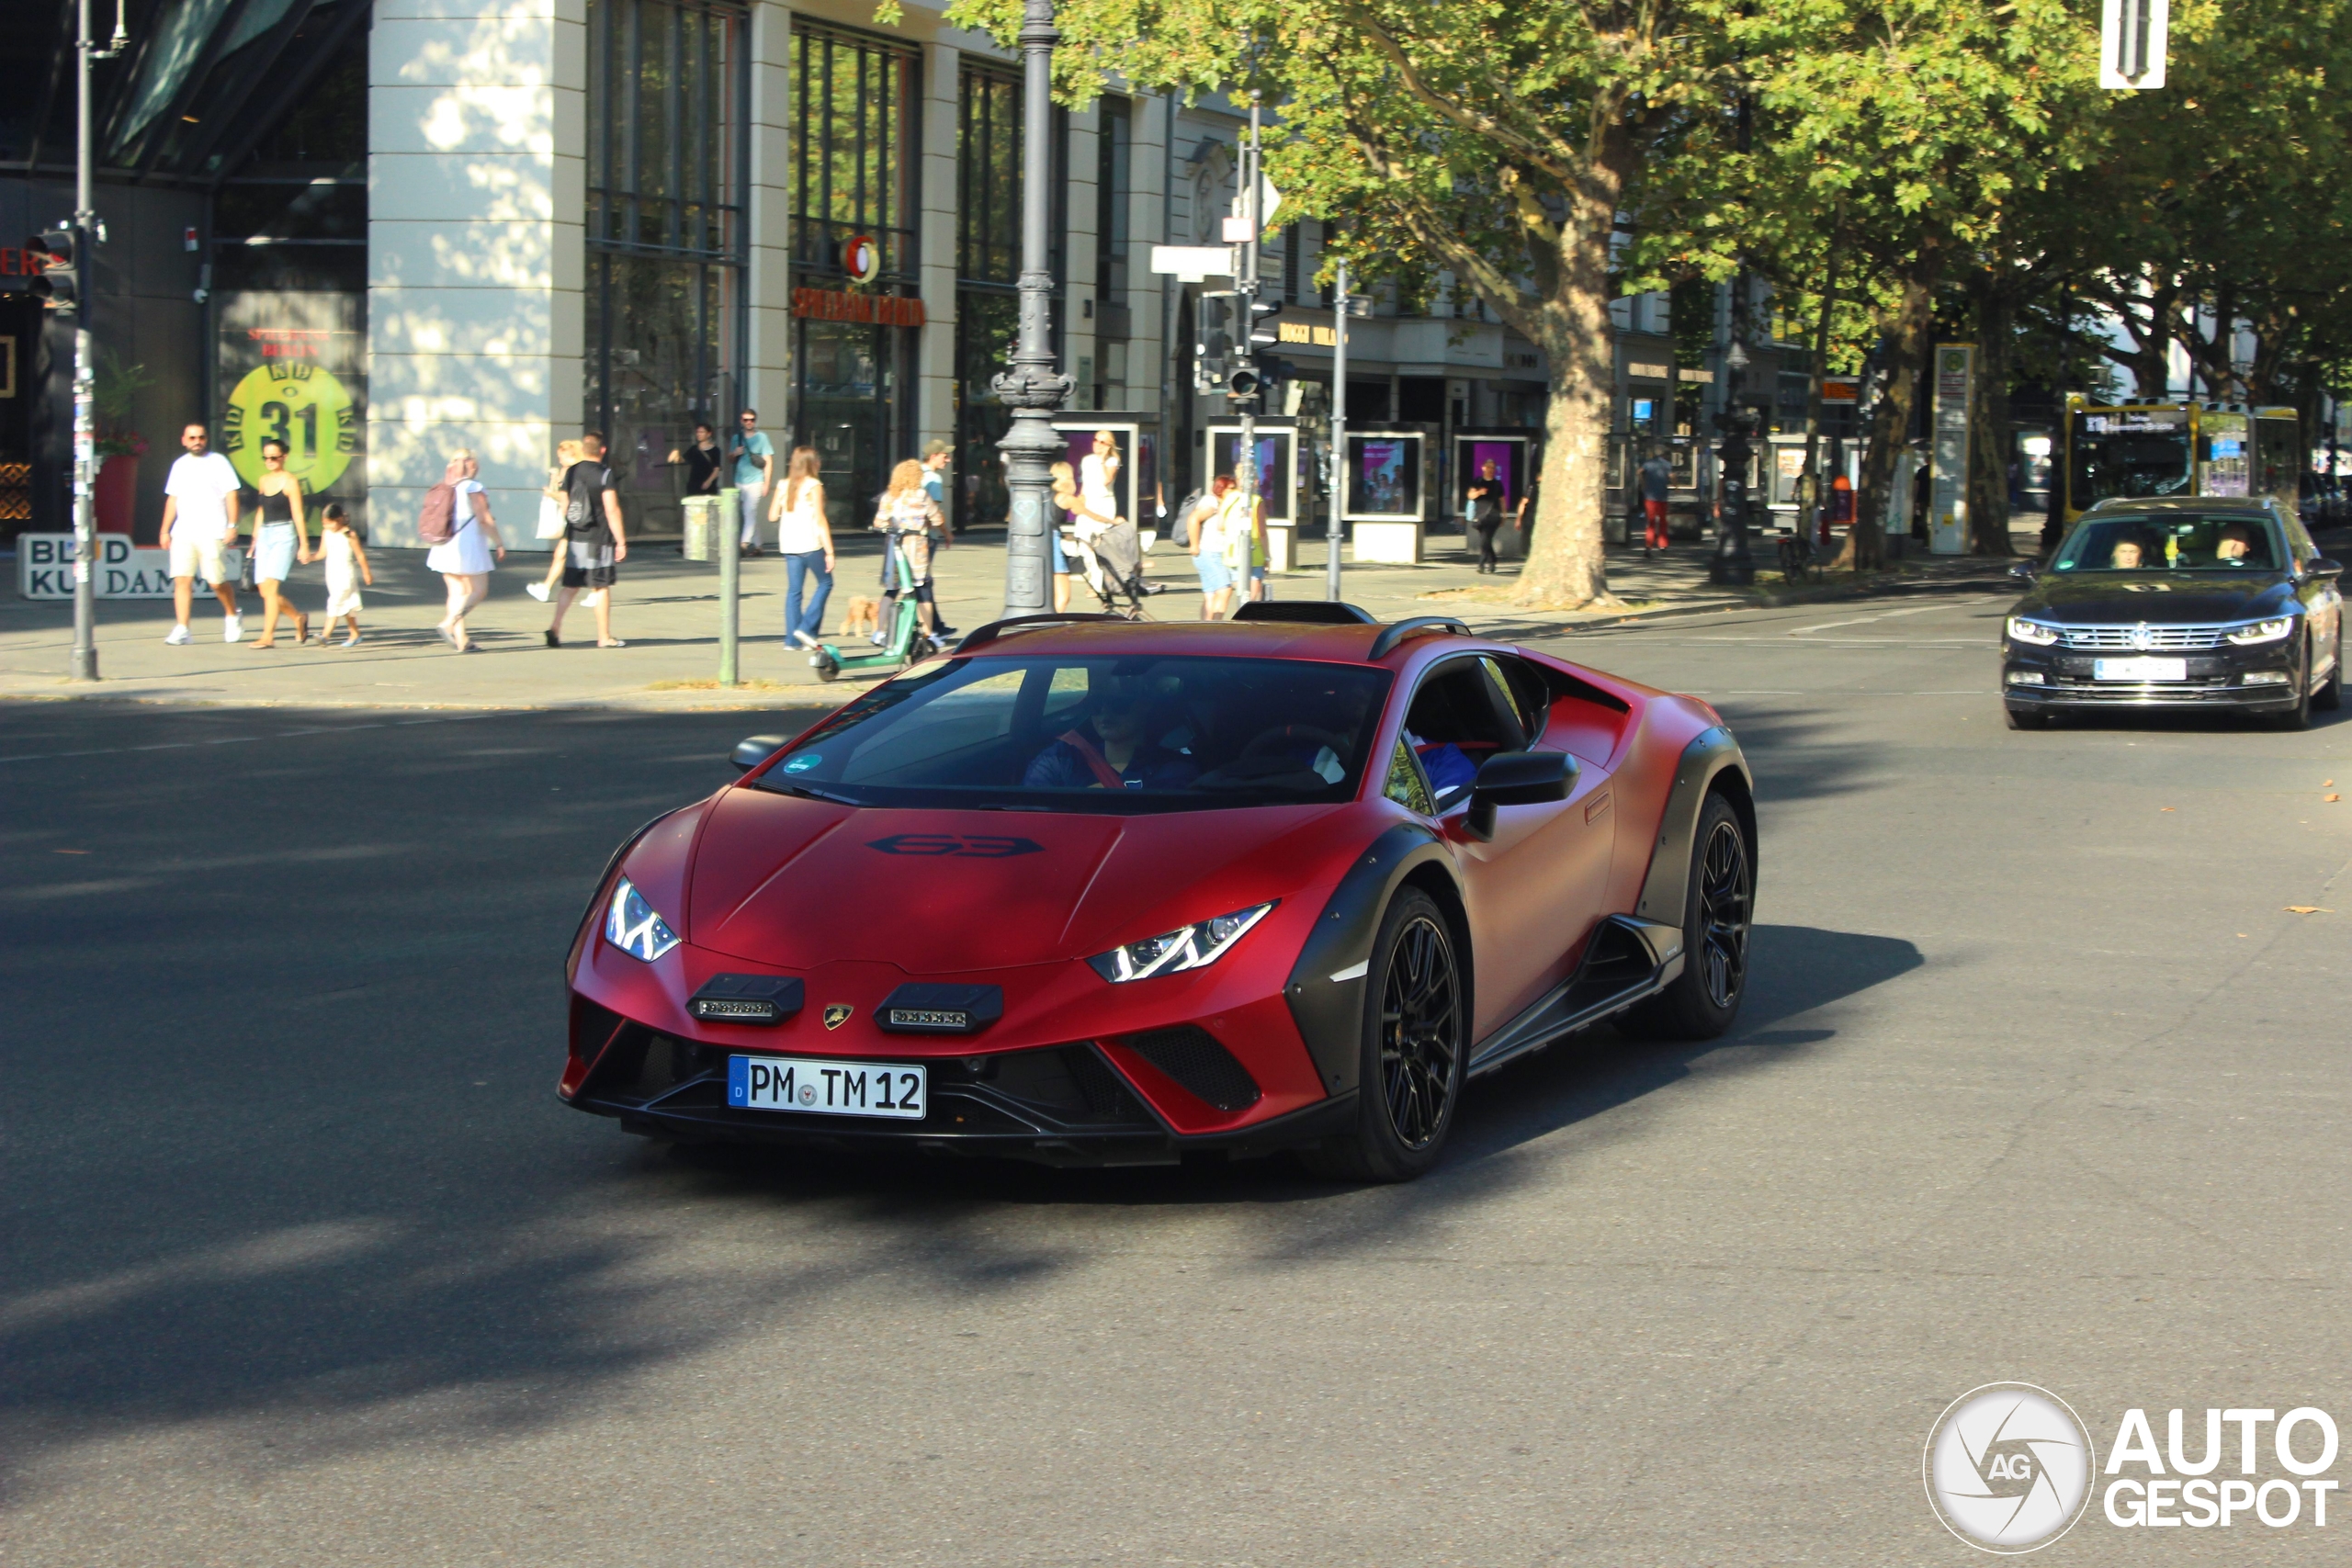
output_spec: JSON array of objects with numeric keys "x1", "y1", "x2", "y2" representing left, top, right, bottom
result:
[{"x1": 543, "y1": 431, "x2": 629, "y2": 648}]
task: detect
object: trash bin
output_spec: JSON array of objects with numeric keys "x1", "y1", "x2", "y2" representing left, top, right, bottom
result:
[{"x1": 683, "y1": 494, "x2": 723, "y2": 561}]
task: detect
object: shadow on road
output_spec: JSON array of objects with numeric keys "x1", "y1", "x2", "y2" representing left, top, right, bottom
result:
[{"x1": 0, "y1": 700, "x2": 1921, "y2": 1498}]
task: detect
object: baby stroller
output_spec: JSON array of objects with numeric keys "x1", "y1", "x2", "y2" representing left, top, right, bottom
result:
[{"x1": 1063, "y1": 514, "x2": 1161, "y2": 619}]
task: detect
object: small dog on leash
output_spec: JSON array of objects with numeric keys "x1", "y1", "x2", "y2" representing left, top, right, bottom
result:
[{"x1": 840, "y1": 596, "x2": 881, "y2": 638}]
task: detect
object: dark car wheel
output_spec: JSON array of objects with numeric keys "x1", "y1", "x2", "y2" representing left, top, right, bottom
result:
[
  {"x1": 1618, "y1": 793, "x2": 1752, "y2": 1042},
  {"x1": 2271, "y1": 642, "x2": 2314, "y2": 730},
  {"x1": 2005, "y1": 705, "x2": 2046, "y2": 730},
  {"x1": 2315, "y1": 633, "x2": 2343, "y2": 713},
  {"x1": 1304, "y1": 888, "x2": 1465, "y2": 1183}
]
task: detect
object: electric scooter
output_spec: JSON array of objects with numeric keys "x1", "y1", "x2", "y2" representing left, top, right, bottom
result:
[{"x1": 809, "y1": 536, "x2": 928, "y2": 682}]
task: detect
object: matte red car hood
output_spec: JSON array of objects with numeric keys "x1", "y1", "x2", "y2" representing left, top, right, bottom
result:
[{"x1": 684, "y1": 785, "x2": 1351, "y2": 973}]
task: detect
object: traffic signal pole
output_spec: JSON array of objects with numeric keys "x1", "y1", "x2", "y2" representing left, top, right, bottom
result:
[
  {"x1": 69, "y1": 0, "x2": 100, "y2": 680},
  {"x1": 1233, "y1": 94, "x2": 1262, "y2": 607}
]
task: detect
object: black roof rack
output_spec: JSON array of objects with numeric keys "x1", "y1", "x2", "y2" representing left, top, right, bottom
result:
[
  {"x1": 1231, "y1": 601, "x2": 1378, "y2": 626},
  {"x1": 1367, "y1": 615, "x2": 1472, "y2": 660},
  {"x1": 956, "y1": 613, "x2": 1131, "y2": 653}
]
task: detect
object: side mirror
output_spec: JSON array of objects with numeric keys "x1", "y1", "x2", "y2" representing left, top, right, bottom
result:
[
  {"x1": 731, "y1": 734, "x2": 788, "y2": 773},
  {"x1": 1463, "y1": 750, "x2": 1577, "y2": 842},
  {"x1": 2008, "y1": 558, "x2": 2040, "y2": 581},
  {"x1": 2306, "y1": 558, "x2": 2344, "y2": 581}
]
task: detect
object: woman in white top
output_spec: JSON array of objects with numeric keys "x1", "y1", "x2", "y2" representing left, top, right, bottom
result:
[
  {"x1": 768, "y1": 446, "x2": 836, "y2": 649},
  {"x1": 1077, "y1": 429, "x2": 1122, "y2": 538},
  {"x1": 425, "y1": 449, "x2": 504, "y2": 651}
]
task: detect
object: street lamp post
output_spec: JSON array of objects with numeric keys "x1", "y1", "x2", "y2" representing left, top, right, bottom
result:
[
  {"x1": 1326, "y1": 258, "x2": 1349, "y2": 602},
  {"x1": 993, "y1": 0, "x2": 1072, "y2": 620},
  {"x1": 66, "y1": 0, "x2": 116, "y2": 682}
]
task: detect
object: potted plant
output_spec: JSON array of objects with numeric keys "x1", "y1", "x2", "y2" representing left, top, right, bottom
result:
[{"x1": 93, "y1": 350, "x2": 154, "y2": 536}]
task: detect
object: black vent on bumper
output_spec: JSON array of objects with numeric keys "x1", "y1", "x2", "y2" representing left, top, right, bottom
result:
[
  {"x1": 1122, "y1": 1026, "x2": 1261, "y2": 1111},
  {"x1": 992, "y1": 1044, "x2": 1156, "y2": 1125}
]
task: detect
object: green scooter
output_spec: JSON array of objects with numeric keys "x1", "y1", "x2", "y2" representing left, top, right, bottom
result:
[{"x1": 809, "y1": 536, "x2": 929, "y2": 682}]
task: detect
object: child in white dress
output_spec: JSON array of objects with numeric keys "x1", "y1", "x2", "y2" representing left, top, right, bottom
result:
[{"x1": 318, "y1": 505, "x2": 372, "y2": 646}]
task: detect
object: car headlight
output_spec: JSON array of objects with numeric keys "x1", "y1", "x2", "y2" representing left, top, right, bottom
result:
[
  {"x1": 604, "y1": 876, "x2": 681, "y2": 962},
  {"x1": 1088, "y1": 902, "x2": 1275, "y2": 982},
  {"x1": 2007, "y1": 616, "x2": 2060, "y2": 646},
  {"x1": 2225, "y1": 616, "x2": 2293, "y2": 645}
]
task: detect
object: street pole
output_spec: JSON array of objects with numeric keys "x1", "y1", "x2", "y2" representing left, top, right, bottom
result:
[
  {"x1": 1326, "y1": 258, "x2": 1348, "y2": 602},
  {"x1": 1233, "y1": 94, "x2": 1262, "y2": 610},
  {"x1": 718, "y1": 494, "x2": 740, "y2": 687},
  {"x1": 69, "y1": 0, "x2": 101, "y2": 681},
  {"x1": 994, "y1": 0, "x2": 1070, "y2": 619}
]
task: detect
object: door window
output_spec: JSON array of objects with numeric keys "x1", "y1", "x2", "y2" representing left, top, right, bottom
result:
[
  {"x1": 1402, "y1": 658, "x2": 1526, "y2": 809},
  {"x1": 1383, "y1": 737, "x2": 1435, "y2": 816}
]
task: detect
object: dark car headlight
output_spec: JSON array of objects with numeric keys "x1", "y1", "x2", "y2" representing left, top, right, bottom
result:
[
  {"x1": 605, "y1": 876, "x2": 682, "y2": 962},
  {"x1": 2225, "y1": 616, "x2": 2293, "y2": 646},
  {"x1": 1089, "y1": 902, "x2": 1275, "y2": 983},
  {"x1": 2007, "y1": 616, "x2": 2060, "y2": 647}
]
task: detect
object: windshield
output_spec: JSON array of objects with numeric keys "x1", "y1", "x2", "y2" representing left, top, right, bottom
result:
[
  {"x1": 758, "y1": 655, "x2": 1395, "y2": 813},
  {"x1": 2068, "y1": 410, "x2": 2191, "y2": 508},
  {"x1": 2052, "y1": 513, "x2": 2284, "y2": 573}
]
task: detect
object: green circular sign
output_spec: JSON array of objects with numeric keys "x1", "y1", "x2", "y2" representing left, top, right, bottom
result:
[{"x1": 221, "y1": 361, "x2": 358, "y2": 492}]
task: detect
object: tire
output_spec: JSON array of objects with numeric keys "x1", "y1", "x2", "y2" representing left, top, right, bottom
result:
[
  {"x1": 1303, "y1": 888, "x2": 1466, "y2": 1183},
  {"x1": 2005, "y1": 705, "x2": 2046, "y2": 730},
  {"x1": 1617, "y1": 793, "x2": 1753, "y2": 1042},
  {"x1": 2271, "y1": 642, "x2": 2313, "y2": 730},
  {"x1": 2315, "y1": 631, "x2": 2343, "y2": 712},
  {"x1": 812, "y1": 652, "x2": 840, "y2": 682}
]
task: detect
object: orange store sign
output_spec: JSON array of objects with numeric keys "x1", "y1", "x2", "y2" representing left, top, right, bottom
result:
[{"x1": 791, "y1": 288, "x2": 926, "y2": 327}]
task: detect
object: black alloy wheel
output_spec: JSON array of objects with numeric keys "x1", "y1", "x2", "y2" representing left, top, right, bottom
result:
[
  {"x1": 1380, "y1": 910, "x2": 1461, "y2": 1148},
  {"x1": 1694, "y1": 814, "x2": 1752, "y2": 1010},
  {"x1": 1620, "y1": 792, "x2": 1753, "y2": 1041},
  {"x1": 1306, "y1": 887, "x2": 1465, "y2": 1182}
]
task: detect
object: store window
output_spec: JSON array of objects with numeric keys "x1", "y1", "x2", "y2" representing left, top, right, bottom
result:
[
  {"x1": 955, "y1": 63, "x2": 1064, "y2": 527},
  {"x1": 584, "y1": 0, "x2": 747, "y2": 536}
]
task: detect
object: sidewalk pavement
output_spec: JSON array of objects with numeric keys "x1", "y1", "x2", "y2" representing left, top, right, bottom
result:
[{"x1": 0, "y1": 522, "x2": 2025, "y2": 713}]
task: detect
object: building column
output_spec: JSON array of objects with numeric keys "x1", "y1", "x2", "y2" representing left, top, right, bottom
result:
[
  {"x1": 745, "y1": 5, "x2": 792, "y2": 432},
  {"x1": 916, "y1": 43, "x2": 960, "y2": 478},
  {"x1": 1127, "y1": 91, "x2": 1170, "y2": 421},
  {"x1": 368, "y1": 0, "x2": 584, "y2": 549}
]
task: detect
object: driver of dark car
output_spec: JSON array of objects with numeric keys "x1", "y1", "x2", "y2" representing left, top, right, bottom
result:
[
  {"x1": 2109, "y1": 535, "x2": 2150, "y2": 570},
  {"x1": 2214, "y1": 523, "x2": 2261, "y2": 565},
  {"x1": 1024, "y1": 685, "x2": 1200, "y2": 790}
]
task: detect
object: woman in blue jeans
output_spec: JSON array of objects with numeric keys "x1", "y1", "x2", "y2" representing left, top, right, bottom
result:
[{"x1": 769, "y1": 446, "x2": 835, "y2": 649}]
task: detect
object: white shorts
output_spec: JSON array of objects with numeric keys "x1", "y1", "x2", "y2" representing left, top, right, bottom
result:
[{"x1": 169, "y1": 532, "x2": 232, "y2": 585}]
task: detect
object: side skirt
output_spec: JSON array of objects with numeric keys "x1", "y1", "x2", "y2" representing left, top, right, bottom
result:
[{"x1": 1466, "y1": 916, "x2": 1685, "y2": 1078}]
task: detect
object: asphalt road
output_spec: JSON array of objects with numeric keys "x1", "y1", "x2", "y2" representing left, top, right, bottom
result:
[{"x1": 5, "y1": 593, "x2": 2349, "y2": 1565}]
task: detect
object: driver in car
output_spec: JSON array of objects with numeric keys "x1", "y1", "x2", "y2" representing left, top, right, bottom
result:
[
  {"x1": 1024, "y1": 684, "x2": 1200, "y2": 790},
  {"x1": 2109, "y1": 536, "x2": 2150, "y2": 570}
]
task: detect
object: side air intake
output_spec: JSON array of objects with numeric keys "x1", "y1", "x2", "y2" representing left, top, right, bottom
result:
[{"x1": 1120, "y1": 1026, "x2": 1261, "y2": 1111}]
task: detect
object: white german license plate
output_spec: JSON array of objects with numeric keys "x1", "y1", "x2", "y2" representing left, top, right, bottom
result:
[
  {"x1": 727, "y1": 1055, "x2": 925, "y2": 1120},
  {"x1": 2094, "y1": 656, "x2": 2187, "y2": 682}
]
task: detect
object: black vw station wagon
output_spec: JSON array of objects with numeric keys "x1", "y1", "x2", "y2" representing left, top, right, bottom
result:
[{"x1": 2002, "y1": 497, "x2": 2344, "y2": 729}]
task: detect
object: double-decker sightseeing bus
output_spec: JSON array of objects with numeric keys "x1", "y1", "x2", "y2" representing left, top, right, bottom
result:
[{"x1": 2062, "y1": 397, "x2": 2301, "y2": 525}]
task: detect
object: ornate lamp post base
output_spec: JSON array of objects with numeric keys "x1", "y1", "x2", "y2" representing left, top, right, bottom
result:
[{"x1": 995, "y1": 0, "x2": 1071, "y2": 619}]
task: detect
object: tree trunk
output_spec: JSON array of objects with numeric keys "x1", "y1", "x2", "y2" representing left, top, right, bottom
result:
[
  {"x1": 1965, "y1": 279, "x2": 2016, "y2": 556},
  {"x1": 1840, "y1": 260, "x2": 1936, "y2": 570}
]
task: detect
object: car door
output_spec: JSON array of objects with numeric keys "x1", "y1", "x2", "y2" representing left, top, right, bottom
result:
[{"x1": 1402, "y1": 654, "x2": 1615, "y2": 1037}]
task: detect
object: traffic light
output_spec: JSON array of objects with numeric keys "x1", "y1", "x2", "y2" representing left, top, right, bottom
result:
[
  {"x1": 1227, "y1": 360, "x2": 1261, "y2": 400},
  {"x1": 1247, "y1": 297, "x2": 1282, "y2": 348},
  {"x1": 1194, "y1": 290, "x2": 1237, "y2": 394},
  {"x1": 27, "y1": 229, "x2": 77, "y2": 313}
]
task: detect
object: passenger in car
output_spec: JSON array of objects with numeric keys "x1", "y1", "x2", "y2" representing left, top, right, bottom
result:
[{"x1": 2214, "y1": 523, "x2": 2263, "y2": 566}]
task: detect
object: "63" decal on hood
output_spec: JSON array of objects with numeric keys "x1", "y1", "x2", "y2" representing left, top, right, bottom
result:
[{"x1": 866, "y1": 834, "x2": 1045, "y2": 858}]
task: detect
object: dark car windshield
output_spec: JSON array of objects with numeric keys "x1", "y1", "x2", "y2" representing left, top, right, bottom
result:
[
  {"x1": 2052, "y1": 513, "x2": 2284, "y2": 573},
  {"x1": 756, "y1": 654, "x2": 1394, "y2": 813}
]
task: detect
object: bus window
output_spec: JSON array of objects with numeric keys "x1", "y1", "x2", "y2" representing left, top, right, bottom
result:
[
  {"x1": 2256, "y1": 415, "x2": 2301, "y2": 502},
  {"x1": 2201, "y1": 412, "x2": 2250, "y2": 496},
  {"x1": 2067, "y1": 408, "x2": 2191, "y2": 510}
]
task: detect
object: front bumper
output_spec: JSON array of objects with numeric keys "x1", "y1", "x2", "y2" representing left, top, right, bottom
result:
[
  {"x1": 2002, "y1": 642, "x2": 2301, "y2": 710},
  {"x1": 565, "y1": 1005, "x2": 1354, "y2": 1166}
]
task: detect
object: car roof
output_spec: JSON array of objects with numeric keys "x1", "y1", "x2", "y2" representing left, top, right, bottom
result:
[
  {"x1": 947, "y1": 617, "x2": 1495, "y2": 668},
  {"x1": 2082, "y1": 496, "x2": 2275, "y2": 515}
]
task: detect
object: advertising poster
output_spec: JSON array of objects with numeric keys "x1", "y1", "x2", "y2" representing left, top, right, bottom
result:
[
  {"x1": 1209, "y1": 431, "x2": 1294, "y2": 521},
  {"x1": 1345, "y1": 432, "x2": 1422, "y2": 519},
  {"x1": 1928, "y1": 344, "x2": 1973, "y2": 555},
  {"x1": 1464, "y1": 441, "x2": 1518, "y2": 509},
  {"x1": 216, "y1": 292, "x2": 368, "y2": 532}
]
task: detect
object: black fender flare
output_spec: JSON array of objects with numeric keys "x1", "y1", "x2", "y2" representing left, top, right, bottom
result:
[
  {"x1": 1633, "y1": 727, "x2": 1755, "y2": 931},
  {"x1": 1282, "y1": 821, "x2": 1461, "y2": 1096}
]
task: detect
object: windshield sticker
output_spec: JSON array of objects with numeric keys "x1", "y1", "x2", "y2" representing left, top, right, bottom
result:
[{"x1": 783, "y1": 753, "x2": 820, "y2": 773}]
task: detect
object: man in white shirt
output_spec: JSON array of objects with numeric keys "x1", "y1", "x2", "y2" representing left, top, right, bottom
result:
[{"x1": 158, "y1": 422, "x2": 244, "y2": 643}]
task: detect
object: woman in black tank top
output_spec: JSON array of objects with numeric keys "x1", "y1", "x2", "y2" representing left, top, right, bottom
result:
[{"x1": 248, "y1": 438, "x2": 311, "y2": 646}]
